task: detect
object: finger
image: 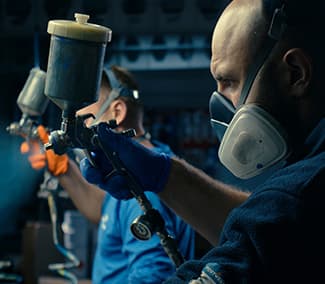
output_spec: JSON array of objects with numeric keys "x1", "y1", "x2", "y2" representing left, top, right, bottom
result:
[
  {"x1": 31, "y1": 160, "x2": 47, "y2": 170},
  {"x1": 28, "y1": 153, "x2": 46, "y2": 163},
  {"x1": 20, "y1": 142, "x2": 30, "y2": 153},
  {"x1": 28, "y1": 154, "x2": 47, "y2": 169}
]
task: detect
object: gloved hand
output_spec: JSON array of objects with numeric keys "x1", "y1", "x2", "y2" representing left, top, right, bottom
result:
[
  {"x1": 20, "y1": 125, "x2": 69, "y2": 176},
  {"x1": 79, "y1": 122, "x2": 171, "y2": 200}
]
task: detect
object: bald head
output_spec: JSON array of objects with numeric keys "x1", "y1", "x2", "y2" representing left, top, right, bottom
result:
[
  {"x1": 212, "y1": 0, "x2": 270, "y2": 63},
  {"x1": 210, "y1": 0, "x2": 268, "y2": 105}
]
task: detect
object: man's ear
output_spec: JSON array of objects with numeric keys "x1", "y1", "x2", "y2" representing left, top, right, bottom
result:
[
  {"x1": 111, "y1": 99, "x2": 127, "y2": 125},
  {"x1": 283, "y1": 48, "x2": 312, "y2": 98}
]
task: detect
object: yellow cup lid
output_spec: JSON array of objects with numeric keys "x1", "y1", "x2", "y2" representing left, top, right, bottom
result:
[{"x1": 47, "y1": 13, "x2": 112, "y2": 43}]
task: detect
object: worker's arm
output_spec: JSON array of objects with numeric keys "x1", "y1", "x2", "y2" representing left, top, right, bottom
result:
[
  {"x1": 80, "y1": 123, "x2": 250, "y2": 244},
  {"x1": 58, "y1": 159, "x2": 106, "y2": 224},
  {"x1": 159, "y1": 158, "x2": 250, "y2": 245}
]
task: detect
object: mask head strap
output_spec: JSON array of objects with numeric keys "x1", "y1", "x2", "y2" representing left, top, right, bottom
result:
[
  {"x1": 92, "y1": 66, "x2": 140, "y2": 125},
  {"x1": 104, "y1": 68, "x2": 139, "y2": 100},
  {"x1": 236, "y1": 3, "x2": 287, "y2": 108}
]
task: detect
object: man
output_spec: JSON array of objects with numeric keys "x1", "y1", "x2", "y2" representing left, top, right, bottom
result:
[
  {"x1": 25, "y1": 65, "x2": 195, "y2": 283},
  {"x1": 79, "y1": 0, "x2": 325, "y2": 283}
]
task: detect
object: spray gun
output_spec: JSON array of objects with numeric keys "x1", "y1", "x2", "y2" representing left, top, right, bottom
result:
[
  {"x1": 44, "y1": 13, "x2": 185, "y2": 268},
  {"x1": 6, "y1": 67, "x2": 48, "y2": 140},
  {"x1": 6, "y1": 67, "x2": 81, "y2": 284}
]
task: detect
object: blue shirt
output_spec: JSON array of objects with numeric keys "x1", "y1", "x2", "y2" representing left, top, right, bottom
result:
[
  {"x1": 165, "y1": 118, "x2": 325, "y2": 284},
  {"x1": 92, "y1": 140, "x2": 195, "y2": 284}
]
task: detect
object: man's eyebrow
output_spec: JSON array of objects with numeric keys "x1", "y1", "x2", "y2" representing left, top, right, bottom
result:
[
  {"x1": 215, "y1": 74, "x2": 224, "y2": 80},
  {"x1": 212, "y1": 65, "x2": 230, "y2": 80},
  {"x1": 212, "y1": 68, "x2": 225, "y2": 80},
  {"x1": 215, "y1": 74, "x2": 235, "y2": 81}
]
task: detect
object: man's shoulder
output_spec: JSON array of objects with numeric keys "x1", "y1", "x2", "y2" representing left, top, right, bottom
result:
[
  {"x1": 255, "y1": 150, "x2": 325, "y2": 199},
  {"x1": 151, "y1": 139, "x2": 174, "y2": 156}
]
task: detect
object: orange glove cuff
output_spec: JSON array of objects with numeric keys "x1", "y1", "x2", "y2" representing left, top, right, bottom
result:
[{"x1": 45, "y1": 149, "x2": 69, "y2": 176}]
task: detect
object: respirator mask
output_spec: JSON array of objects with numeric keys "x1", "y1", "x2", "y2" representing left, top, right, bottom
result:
[{"x1": 209, "y1": 4, "x2": 290, "y2": 179}]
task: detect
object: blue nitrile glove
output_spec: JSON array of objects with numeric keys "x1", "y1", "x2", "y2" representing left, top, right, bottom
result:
[{"x1": 80, "y1": 122, "x2": 171, "y2": 200}]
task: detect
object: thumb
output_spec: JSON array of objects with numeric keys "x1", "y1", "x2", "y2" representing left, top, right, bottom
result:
[{"x1": 20, "y1": 141, "x2": 30, "y2": 154}]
